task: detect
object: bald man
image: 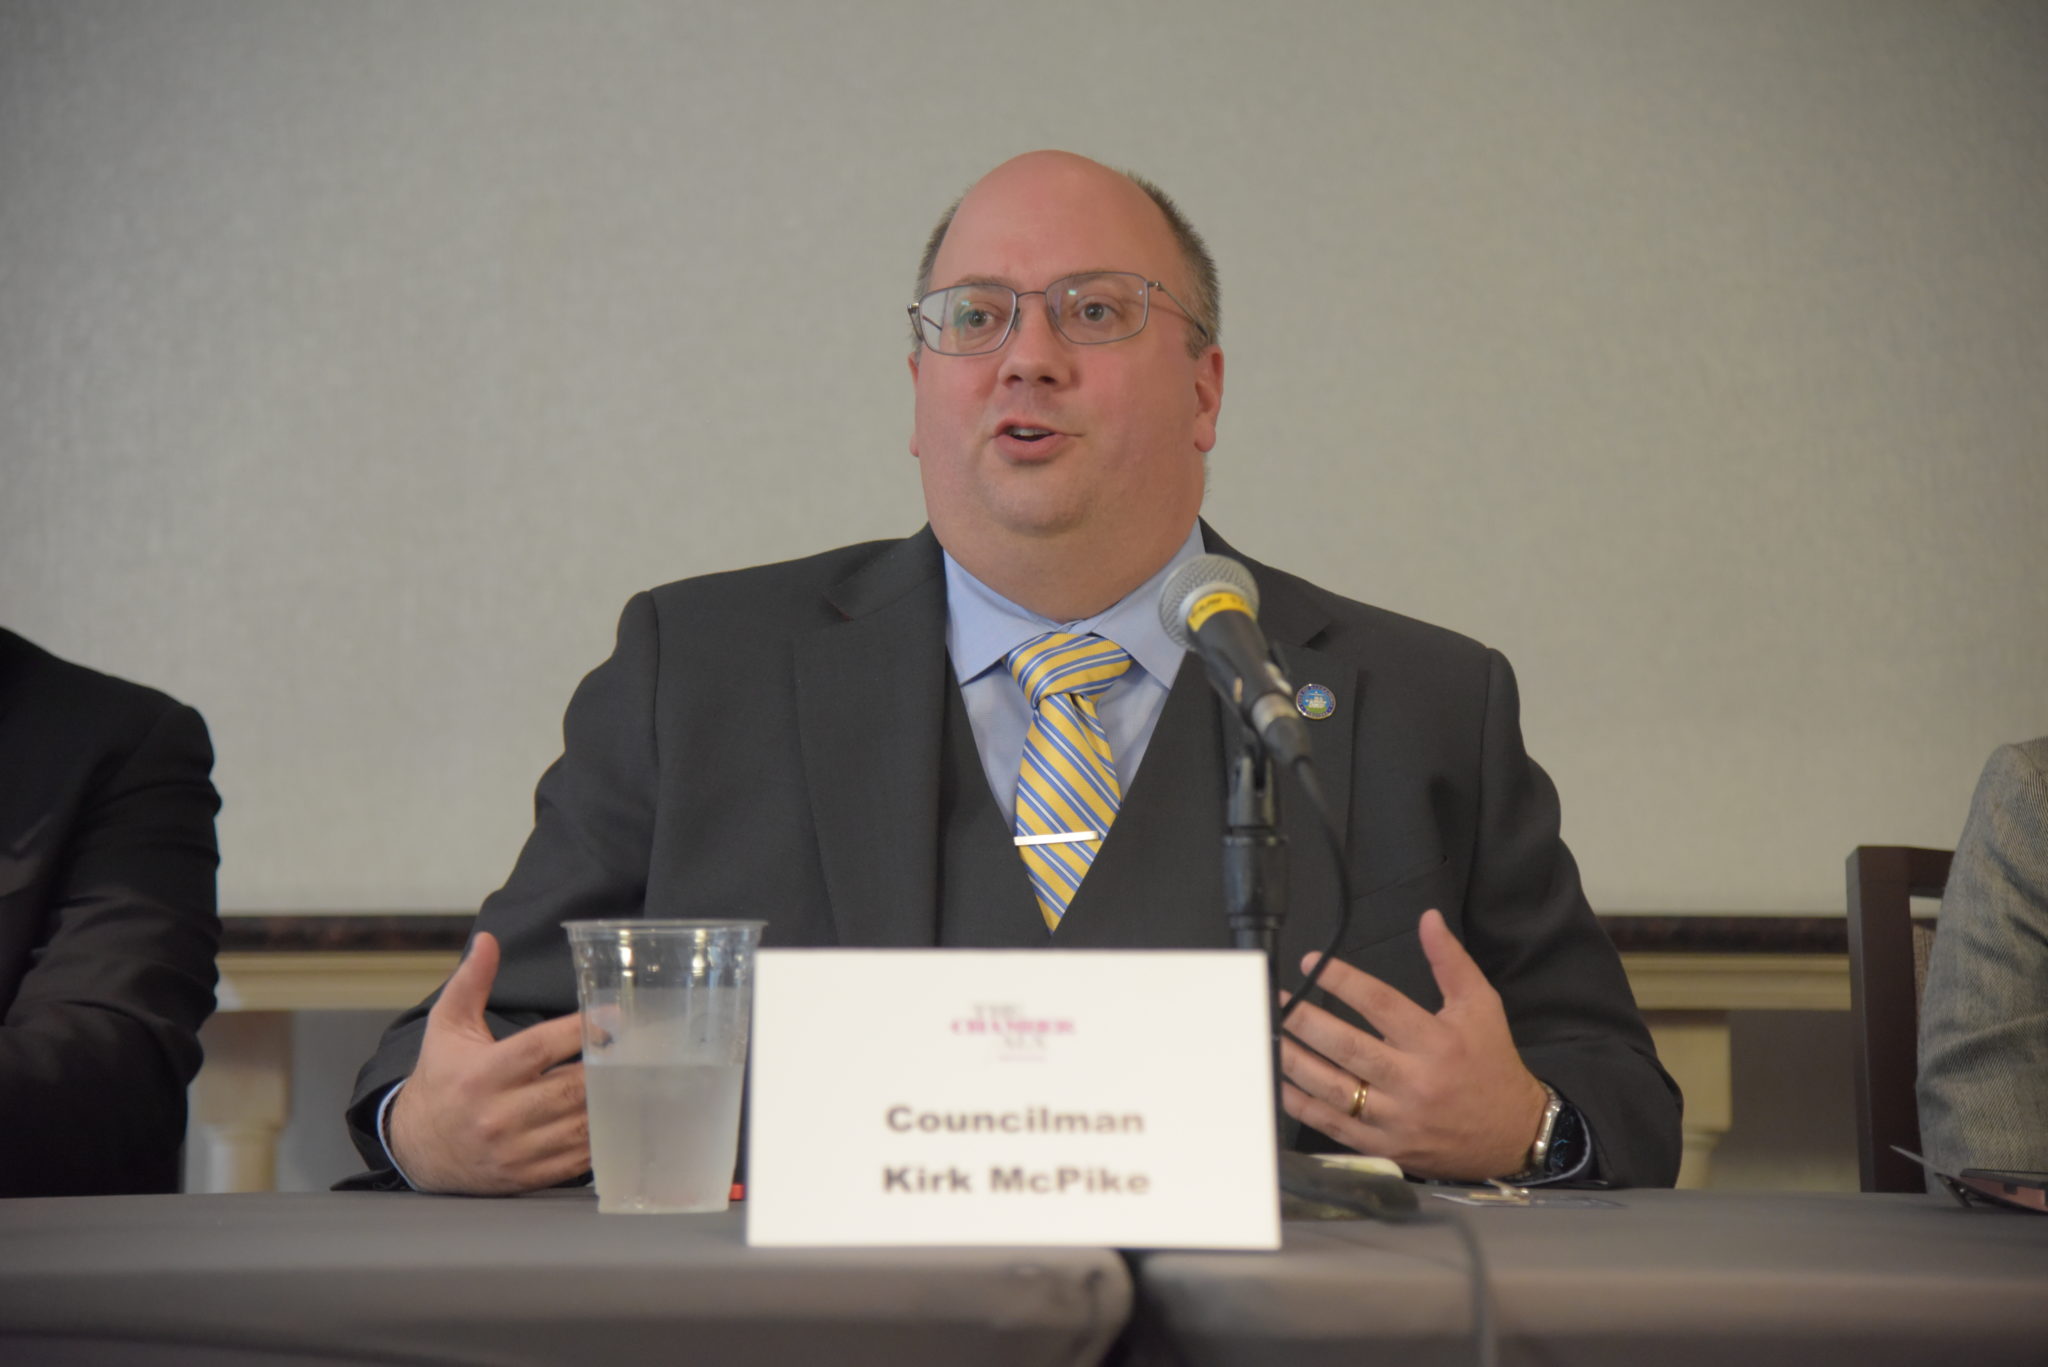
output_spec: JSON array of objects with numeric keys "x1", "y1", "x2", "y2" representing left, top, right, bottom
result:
[{"x1": 349, "y1": 152, "x2": 1681, "y2": 1195}]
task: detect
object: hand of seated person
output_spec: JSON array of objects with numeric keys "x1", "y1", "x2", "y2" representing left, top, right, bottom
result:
[
  {"x1": 387, "y1": 932, "x2": 591, "y2": 1195},
  {"x1": 1278, "y1": 909, "x2": 1550, "y2": 1182}
]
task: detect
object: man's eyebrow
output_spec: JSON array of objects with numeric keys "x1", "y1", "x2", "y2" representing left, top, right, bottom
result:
[{"x1": 934, "y1": 269, "x2": 1133, "y2": 291}]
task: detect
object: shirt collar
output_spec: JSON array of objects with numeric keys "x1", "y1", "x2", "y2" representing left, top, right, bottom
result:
[{"x1": 943, "y1": 522, "x2": 1203, "y2": 689}]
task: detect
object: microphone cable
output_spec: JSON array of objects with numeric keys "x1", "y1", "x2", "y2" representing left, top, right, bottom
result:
[
  {"x1": 1271, "y1": 753, "x2": 1345, "y2": 1033},
  {"x1": 1272, "y1": 749, "x2": 1499, "y2": 1367},
  {"x1": 1439, "y1": 1202, "x2": 1499, "y2": 1367}
]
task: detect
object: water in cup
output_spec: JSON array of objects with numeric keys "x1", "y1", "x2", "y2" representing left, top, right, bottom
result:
[{"x1": 585, "y1": 1062, "x2": 745, "y2": 1213}]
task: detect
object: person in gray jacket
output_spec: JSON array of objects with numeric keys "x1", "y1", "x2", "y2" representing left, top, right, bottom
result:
[{"x1": 1918, "y1": 737, "x2": 2048, "y2": 1174}]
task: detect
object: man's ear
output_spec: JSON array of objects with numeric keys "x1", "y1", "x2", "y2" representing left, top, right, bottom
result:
[
  {"x1": 1193, "y1": 345, "x2": 1225, "y2": 453},
  {"x1": 907, "y1": 350, "x2": 921, "y2": 458}
]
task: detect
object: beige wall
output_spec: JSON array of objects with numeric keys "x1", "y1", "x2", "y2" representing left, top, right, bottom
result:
[{"x1": 5, "y1": 0, "x2": 2045, "y2": 922}]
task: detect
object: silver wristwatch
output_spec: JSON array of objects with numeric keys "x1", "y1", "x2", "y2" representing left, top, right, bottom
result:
[{"x1": 1505, "y1": 1082, "x2": 1565, "y2": 1184}]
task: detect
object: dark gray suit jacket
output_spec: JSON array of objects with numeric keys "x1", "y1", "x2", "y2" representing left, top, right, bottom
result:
[
  {"x1": 348, "y1": 527, "x2": 1681, "y2": 1186},
  {"x1": 1, "y1": 629, "x2": 221, "y2": 1196}
]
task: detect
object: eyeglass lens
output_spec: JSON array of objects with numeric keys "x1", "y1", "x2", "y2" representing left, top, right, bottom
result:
[{"x1": 917, "y1": 272, "x2": 1152, "y2": 355}]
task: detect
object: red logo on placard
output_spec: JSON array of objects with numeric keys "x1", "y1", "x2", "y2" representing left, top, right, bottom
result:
[{"x1": 950, "y1": 1003, "x2": 1075, "y2": 1060}]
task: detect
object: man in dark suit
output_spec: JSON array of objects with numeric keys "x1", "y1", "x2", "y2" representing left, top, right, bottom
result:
[
  {"x1": 350, "y1": 151, "x2": 1681, "y2": 1194},
  {"x1": 1, "y1": 628, "x2": 222, "y2": 1196}
]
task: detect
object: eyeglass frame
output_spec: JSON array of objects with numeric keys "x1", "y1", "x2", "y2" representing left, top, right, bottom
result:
[{"x1": 907, "y1": 270, "x2": 1214, "y2": 356}]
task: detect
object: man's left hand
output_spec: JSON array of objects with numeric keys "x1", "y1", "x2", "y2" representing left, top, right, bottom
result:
[{"x1": 1278, "y1": 908, "x2": 1550, "y2": 1181}]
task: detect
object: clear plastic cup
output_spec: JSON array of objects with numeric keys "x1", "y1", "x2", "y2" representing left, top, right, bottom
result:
[{"x1": 565, "y1": 919, "x2": 765, "y2": 1213}]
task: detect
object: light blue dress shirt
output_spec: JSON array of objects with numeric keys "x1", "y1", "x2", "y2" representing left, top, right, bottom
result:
[{"x1": 943, "y1": 522, "x2": 1203, "y2": 827}]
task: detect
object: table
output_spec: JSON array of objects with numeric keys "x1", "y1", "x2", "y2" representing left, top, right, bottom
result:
[
  {"x1": 0, "y1": 1190, "x2": 1131, "y2": 1367},
  {"x1": 196, "y1": 914, "x2": 1870, "y2": 1192},
  {"x1": 1126, "y1": 1189, "x2": 2048, "y2": 1367},
  {"x1": 5, "y1": 1191, "x2": 2042, "y2": 1366}
]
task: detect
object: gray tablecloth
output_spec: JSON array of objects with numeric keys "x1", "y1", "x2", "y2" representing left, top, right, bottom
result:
[
  {"x1": 0, "y1": 1190, "x2": 1131, "y2": 1367},
  {"x1": 1127, "y1": 1189, "x2": 2048, "y2": 1367},
  {"x1": 6, "y1": 1188, "x2": 2045, "y2": 1366}
]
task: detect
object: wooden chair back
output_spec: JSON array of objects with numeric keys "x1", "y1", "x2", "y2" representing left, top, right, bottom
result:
[{"x1": 1845, "y1": 845, "x2": 1953, "y2": 1193}]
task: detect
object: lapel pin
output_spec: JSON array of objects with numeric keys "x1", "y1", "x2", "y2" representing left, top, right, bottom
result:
[{"x1": 1295, "y1": 683, "x2": 1336, "y2": 720}]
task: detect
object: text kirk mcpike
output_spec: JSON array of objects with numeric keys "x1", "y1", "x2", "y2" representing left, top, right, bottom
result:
[{"x1": 881, "y1": 1104, "x2": 1152, "y2": 1196}]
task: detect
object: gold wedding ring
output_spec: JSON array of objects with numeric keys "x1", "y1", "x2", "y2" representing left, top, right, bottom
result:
[{"x1": 1346, "y1": 1079, "x2": 1370, "y2": 1119}]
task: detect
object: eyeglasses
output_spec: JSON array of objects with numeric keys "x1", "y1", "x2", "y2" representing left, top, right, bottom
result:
[{"x1": 909, "y1": 271, "x2": 1211, "y2": 356}]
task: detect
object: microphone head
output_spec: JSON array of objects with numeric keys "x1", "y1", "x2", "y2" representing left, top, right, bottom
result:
[{"x1": 1158, "y1": 554, "x2": 1261, "y2": 649}]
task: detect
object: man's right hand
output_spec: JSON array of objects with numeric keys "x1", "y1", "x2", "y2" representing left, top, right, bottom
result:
[{"x1": 387, "y1": 931, "x2": 591, "y2": 1195}]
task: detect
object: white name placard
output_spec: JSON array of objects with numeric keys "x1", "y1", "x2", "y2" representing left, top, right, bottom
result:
[{"x1": 745, "y1": 949, "x2": 1280, "y2": 1249}]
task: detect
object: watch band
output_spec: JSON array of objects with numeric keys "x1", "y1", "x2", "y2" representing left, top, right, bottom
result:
[{"x1": 1506, "y1": 1082, "x2": 1565, "y2": 1184}]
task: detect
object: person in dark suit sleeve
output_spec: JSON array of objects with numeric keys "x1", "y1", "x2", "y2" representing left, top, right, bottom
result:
[
  {"x1": 0, "y1": 628, "x2": 222, "y2": 1197},
  {"x1": 350, "y1": 151, "x2": 1681, "y2": 1195}
]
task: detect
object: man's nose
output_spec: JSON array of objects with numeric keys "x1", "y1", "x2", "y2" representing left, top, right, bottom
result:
[{"x1": 998, "y1": 300, "x2": 1074, "y2": 385}]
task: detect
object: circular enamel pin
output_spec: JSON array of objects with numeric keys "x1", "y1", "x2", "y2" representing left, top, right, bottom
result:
[{"x1": 1295, "y1": 683, "x2": 1336, "y2": 720}]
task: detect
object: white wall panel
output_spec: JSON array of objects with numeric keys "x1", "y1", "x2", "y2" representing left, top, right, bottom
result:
[{"x1": 4, "y1": 0, "x2": 2043, "y2": 914}]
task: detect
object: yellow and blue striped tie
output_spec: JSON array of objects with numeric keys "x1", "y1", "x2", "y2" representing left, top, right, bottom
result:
[{"x1": 1007, "y1": 632, "x2": 1133, "y2": 932}]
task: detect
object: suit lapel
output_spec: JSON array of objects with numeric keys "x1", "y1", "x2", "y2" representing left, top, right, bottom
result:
[
  {"x1": 793, "y1": 530, "x2": 949, "y2": 948},
  {"x1": 1266, "y1": 632, "x2": 1361, "y2": 968},
  {"x1": 1203, "y1": 527, "x2": 1358, "y2": 851},
  {"x1": 1203, "y1": 529, "x2": 1362, "y2": 967}
]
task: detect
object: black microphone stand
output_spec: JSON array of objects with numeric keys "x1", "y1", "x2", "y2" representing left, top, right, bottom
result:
[{"x1": 1220, "y1": 711, "x2": 1287, "y2": 1141}]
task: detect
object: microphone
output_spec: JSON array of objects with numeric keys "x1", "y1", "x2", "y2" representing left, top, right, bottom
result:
[{"x1": 1158, "y1": 555, "x2": 1313, "y2": 766}]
